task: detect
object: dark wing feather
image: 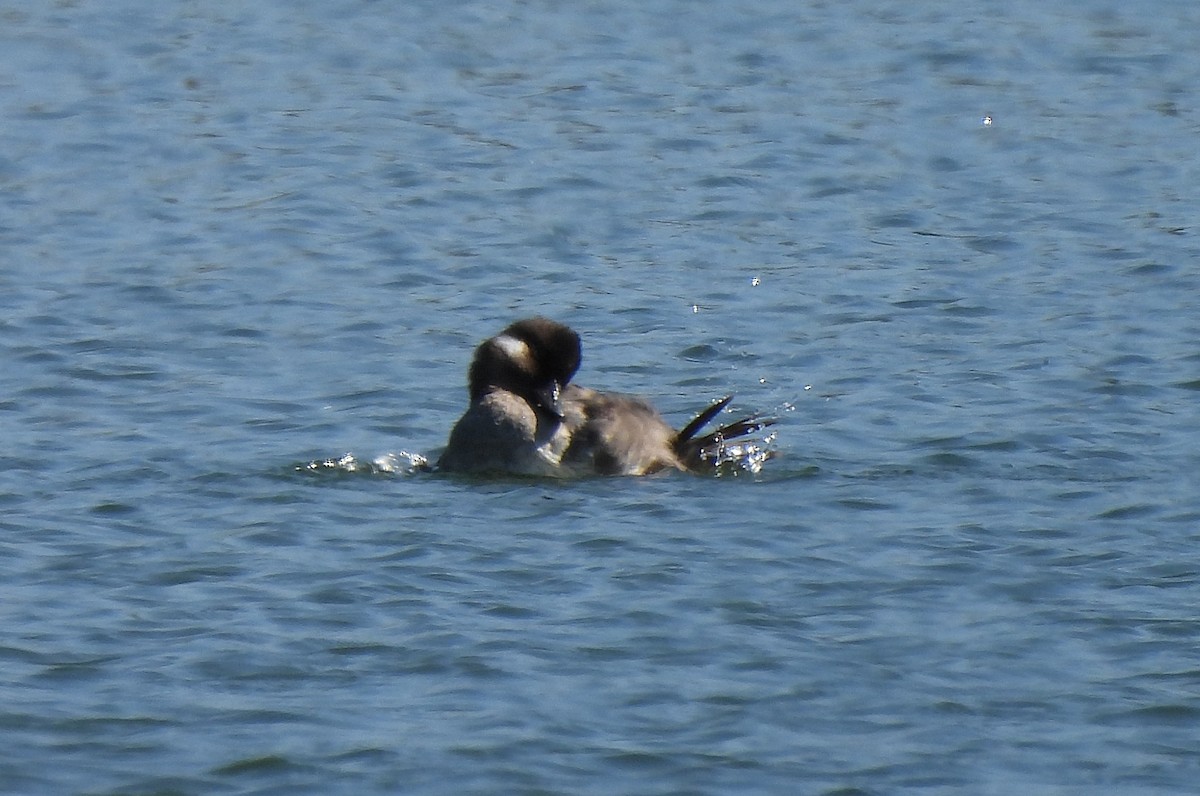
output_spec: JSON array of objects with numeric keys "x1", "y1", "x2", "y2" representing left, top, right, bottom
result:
[
  {"x1": 673, "y1": 395, "x2": 775, "y2": 470},
  {"x1": 673, "y1": 395, "x2": 734, "y2": 445}
]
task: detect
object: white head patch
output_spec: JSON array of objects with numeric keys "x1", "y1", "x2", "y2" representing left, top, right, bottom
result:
[{"x1": 492, "y1": 333, "x2": 533, "y2": 369}]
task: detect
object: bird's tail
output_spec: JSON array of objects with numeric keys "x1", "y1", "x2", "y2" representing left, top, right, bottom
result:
[{"x1": 674, "y1": 395, "x2": 775, "y2": 472}]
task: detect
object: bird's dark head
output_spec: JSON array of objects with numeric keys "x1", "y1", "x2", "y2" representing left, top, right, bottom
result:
[{"x1": 467, "y1": 317, "x2": 582, "y2": 418}]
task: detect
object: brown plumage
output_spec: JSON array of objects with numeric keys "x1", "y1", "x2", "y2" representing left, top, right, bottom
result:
[{"x1": 438, "y1": 318, "x2": 773, "y2": 477}]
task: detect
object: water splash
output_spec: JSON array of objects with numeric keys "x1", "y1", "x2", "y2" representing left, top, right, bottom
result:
[
  {"x1": 299, "y1": 451, "x2": 430, "y2": 476},
  {"x1": 700, "y1": 429, "x2": 779, "y2": 476}
]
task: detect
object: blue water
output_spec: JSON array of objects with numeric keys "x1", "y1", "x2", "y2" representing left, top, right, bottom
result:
[{"x1": 4, "y1": 1, "x2": 1200, "y2": 793}]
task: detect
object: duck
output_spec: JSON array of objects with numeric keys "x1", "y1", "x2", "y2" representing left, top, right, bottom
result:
[{"x1": 437, "y1": 317, "x2": 772, "y2": 477}]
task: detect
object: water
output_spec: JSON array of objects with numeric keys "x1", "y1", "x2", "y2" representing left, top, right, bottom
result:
[{"x1": 3, "y1": 0, "x2": 1200, "y2": 793}]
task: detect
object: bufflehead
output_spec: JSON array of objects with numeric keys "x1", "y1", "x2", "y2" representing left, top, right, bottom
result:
[{"x1": 438, "y1": 317, "x2": 772, "y2": 477}]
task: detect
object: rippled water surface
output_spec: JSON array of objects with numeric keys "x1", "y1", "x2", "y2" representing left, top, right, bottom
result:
[{"x1": 4, "y1": 1, "x2": 1200, "y2": 793}]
